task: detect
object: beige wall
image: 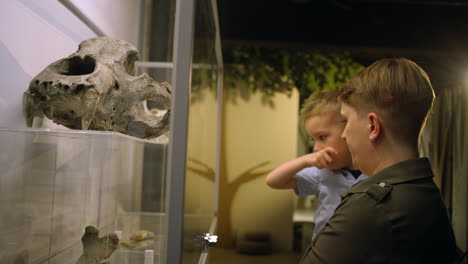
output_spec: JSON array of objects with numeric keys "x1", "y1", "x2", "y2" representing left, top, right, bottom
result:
[
  {"x1": 184, "y1": 87, "x2": 218, "y2": 220},
  {"x1": 225, "y1": 88, "x2": 299, "y2": 252}
]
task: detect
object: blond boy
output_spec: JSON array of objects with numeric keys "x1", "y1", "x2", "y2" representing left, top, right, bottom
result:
[{"x1": 266, "y1": 89, "x2": 367, "y2": 240}]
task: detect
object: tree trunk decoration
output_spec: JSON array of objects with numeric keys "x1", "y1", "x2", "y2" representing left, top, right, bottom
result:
[{"x1": 186, "y1": 90, "x2": 272, "y2": 248}]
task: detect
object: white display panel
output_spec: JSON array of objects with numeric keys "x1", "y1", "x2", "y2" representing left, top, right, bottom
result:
[
  {"x1": 59, "y1": 0, "x2": 141, "y2": 46},
  {"x1": 0, "y1": 0, "x2": 96, "y2": 129}
]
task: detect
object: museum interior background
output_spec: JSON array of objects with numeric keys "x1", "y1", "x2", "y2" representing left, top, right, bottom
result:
[
  {"x1": 217, "y1": 0, "x2": 468, "y2": 260},
  {"x1": 2, "y1": 0, "x2": 468, "y2": 263}
]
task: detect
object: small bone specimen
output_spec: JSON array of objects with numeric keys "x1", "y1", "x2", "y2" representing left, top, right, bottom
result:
[
  {"x1": 75, "y1": 226, "x2": 119, "y2": 264},
  {"x1": 130, "y1": 230, "x2": 154, "y2": 241},
  {"x1": 120, "y1": 230, "x2": 155, "y2": 250}
]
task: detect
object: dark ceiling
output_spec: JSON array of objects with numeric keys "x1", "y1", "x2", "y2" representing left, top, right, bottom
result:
[
  {"x1": 218, "y1": 0, "x2": 468, "y2": 52},
  {"x1": 217, "y1": 0, "x2": 468, "y2": 91}
]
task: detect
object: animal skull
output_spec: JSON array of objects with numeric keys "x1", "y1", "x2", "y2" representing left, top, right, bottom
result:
[{"x1": 23, "y1": 37, "x2": 171, "y2": 139}]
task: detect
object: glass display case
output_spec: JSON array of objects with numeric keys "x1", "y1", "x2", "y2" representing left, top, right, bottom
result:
[
  {"x1": 0, "y1": 129, "x2": 167, "y2": 263},
  {"x1": 0, "y1": 0, "x2": 222, "y2": 263},
  {"x1": 138, "y1": 0, "x2": 223, "y2": 263}
]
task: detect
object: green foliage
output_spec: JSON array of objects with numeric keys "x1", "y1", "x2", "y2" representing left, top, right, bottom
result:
[
  {"x1": 190, "y1": 66, "x2": 218, "y2": 104},
  {"x1": 224, "y1": 46, "x2": 364, "y2": 106}
]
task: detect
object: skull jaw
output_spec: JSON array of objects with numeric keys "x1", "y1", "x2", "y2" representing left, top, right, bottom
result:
[
  {"x1": 126, "y1": 110, "x2": 171, "y2": 139},
  {"x1": 91, "y1": 100, "x2": 171, "y2": 139}
]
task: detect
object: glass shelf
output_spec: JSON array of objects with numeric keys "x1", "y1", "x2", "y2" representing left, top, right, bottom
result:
[{"x1": 0, "y1": 128, "x2": 167, "y2": 263}]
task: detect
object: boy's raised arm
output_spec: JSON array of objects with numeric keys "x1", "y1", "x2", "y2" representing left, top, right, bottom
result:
[
  {"x1": 265, "y1": 157, "x2": 306, "y2": 189},
  {"x1": 266, "y1": 147, "x2": 337, "y2": 189}
]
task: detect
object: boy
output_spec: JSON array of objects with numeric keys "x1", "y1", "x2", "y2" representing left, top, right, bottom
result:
[{"x1": 266, "y1": 89, "x2": 367, "y2": 240}]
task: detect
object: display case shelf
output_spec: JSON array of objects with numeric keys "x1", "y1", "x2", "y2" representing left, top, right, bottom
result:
[{"x1": 0, "y1": 128, "x2": 167, "y2": 264}]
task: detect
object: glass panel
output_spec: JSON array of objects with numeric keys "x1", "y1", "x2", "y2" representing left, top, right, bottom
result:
[
  {"x1": 0, "y1": 130, "x2": 56, "y2": 263},
  {"x1": 148, "y1": 0, "x2": 176, "y2": 63},
  {"x1": 0, "y1": 129, "x2": 167, "y2": 264},
  {"x1": 182, "y1": 0, "x2": 219, "y2": 262}
]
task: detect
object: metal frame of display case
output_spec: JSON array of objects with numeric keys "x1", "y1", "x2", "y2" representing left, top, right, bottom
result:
[
  {"x1": 58, "y1": 0, "x2": 106, "y2": 36},
  {"x1": 166, "y1": 0, "x2": 223, "y2": 263},
  {"x1": 212, "y1": 0, "x2": 224, "y2": 223},
  {"x1": 164, "y1": 0, "x2": 196, "y2": 263}
]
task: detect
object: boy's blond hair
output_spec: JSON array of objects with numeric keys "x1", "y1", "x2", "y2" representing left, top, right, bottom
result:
[
  {"x1": 340, "y1": 58, "x2": 435, "y2": 145},
  {"x1": 300, "y1": 89, "x2": 342, "y2": 122}
]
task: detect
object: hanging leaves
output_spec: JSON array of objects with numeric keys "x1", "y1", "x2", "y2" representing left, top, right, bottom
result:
[{"x1": 224, "y1": 45, "x2": 364, "y2": 106}]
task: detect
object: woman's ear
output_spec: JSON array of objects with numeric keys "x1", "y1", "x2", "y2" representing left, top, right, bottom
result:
[{"x1": 368, "y1": 113, "x2": 381, "y2": 142}]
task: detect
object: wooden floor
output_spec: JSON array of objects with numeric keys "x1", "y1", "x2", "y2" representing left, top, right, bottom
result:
[{"x1": 207, "y1": 247, "x2": 301, "y2": 264}]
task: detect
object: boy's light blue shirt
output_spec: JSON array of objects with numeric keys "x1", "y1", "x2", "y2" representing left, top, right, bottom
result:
[{"x1": 295, "y1": 167, "x2": 367, "y2": 240}]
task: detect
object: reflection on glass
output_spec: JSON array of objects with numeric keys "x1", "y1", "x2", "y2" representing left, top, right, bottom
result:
[{"x1": 183, "y1": 0, "x2": 219, "y2": 262}]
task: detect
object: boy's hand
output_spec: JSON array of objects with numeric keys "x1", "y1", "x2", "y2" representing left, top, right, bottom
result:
[{"x1": 301, "y1": 147, "x2": 338, "y2": 169}]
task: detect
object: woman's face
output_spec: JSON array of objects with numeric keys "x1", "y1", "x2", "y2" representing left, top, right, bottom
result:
[{"x1": 340, "y1": 103, "x2": 374, "y2": 175}]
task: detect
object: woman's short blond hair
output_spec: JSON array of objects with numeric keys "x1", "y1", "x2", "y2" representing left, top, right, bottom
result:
[
  {"x1": 340, "y1": 58, "x2": 435, "y2": 145},
  {"x1": 300, "y1": 89, "x2": 341, "y2": 121}
]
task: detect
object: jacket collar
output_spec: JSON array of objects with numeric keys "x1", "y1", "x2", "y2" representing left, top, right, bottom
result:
[{"x1": 341, "y1": 157, "x2": 434, "y2": 198}]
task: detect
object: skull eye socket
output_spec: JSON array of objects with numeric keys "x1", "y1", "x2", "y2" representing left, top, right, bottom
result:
[
  {"x1": 146, "y1": 100, "x2": 167, "y2": 116},
  {"x1": 124, "y1": 51, "x2": 139, "y2": 76},
  {"x1": 57, "y1": 56, "x2": 96, "y2": 76}
]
